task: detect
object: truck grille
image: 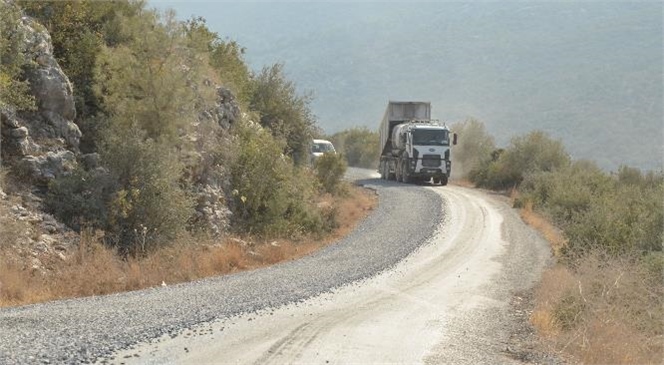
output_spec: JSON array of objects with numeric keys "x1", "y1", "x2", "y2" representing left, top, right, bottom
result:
[{"x1": 422, "y1": 155, "x2": 442, "y2": 167}]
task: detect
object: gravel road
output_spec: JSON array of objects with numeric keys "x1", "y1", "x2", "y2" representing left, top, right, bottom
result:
[
  {"x1": 1, "y1": 168, "x2": 452, "y2": 364},
  {"x1": 1, "y1": 168, "x2": 553, "y2": 364}
]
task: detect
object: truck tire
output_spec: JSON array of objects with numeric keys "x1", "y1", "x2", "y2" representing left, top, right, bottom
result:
[
  {"x1": 402, "y1": 162, "x2": 411, "y2": 183},
  {"x1": 433, "y1": 177, "x2": 441, "y2": 185},
  {"x1": 395, "y1": 161, "x2": 402, "y2": 182},
  {"x1": 440, "y1": 175, "x2": 449, "y2": 186}
]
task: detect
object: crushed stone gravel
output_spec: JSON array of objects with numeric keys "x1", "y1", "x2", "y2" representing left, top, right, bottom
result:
[{"x1": 0, "y1": 171, "x2": 442, "y2": 364}]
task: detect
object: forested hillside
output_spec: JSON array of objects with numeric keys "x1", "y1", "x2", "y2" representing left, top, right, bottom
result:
[{"x1": 161, "y1": 2, "x2": 663, "y2": 171}]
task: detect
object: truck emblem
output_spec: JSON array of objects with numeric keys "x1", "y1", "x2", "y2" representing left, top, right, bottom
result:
[{"x1": 429, "y1": 148, "x2": 435, "y2": 152}]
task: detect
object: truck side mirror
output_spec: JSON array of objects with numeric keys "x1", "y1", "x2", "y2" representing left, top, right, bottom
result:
[{"x1": 453, "y1": 133, "x2": 458, "y2": 145}]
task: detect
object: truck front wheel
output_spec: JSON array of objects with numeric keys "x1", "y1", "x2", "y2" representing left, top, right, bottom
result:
[{"x1": 402, "y1": 162, "x2": 411, "y2": 183}]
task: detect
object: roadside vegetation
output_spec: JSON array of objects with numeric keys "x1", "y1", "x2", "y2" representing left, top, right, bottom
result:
[
  {"x1": 0, "y1": 1, "x2": 375, "y2": 306},
  {"x1": 328, "y1": 127, "x2": 380, "y2": 169},
  {"x1": 0, "y1": 186, "x2": 375, "y2": 307},
  {"x1": 452, "y1": 118, "x2": 664, "y2": 364}
]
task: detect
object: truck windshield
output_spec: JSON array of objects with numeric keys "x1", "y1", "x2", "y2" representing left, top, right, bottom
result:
[{"x1": 412, "y1": 129, "x2": 449, "y2": 146}]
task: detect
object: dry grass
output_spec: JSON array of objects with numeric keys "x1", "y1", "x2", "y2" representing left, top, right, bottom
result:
[
  {"x1": 518, "y1": 201, "x2": 567, "y2": 256},
  {"x1": 531, "y1": 253, "x2": 663, "y2": 364},
  {"x1": 0, "y1": 185, "x2": 377, "y2": 307},
  {"x1": 521, "y1": 197, "x2": 664, "y2": 364}
]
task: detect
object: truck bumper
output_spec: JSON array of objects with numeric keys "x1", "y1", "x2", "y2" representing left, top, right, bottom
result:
[
  {"x1": 412, "y1": 160, "x2": 451, "y2": 177},
  {"x1": 410, "y1": 169, "x2": 446, "y2": 178}
]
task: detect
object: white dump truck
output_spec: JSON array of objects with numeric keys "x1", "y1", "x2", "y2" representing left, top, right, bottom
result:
[{"x1": 378, "y1": 101, "x2": 456, "y2": 185}]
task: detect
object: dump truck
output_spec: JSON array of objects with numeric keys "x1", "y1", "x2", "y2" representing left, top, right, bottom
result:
[{"x1": 378, "y1": 101, "x2": 456, "y2": 185}]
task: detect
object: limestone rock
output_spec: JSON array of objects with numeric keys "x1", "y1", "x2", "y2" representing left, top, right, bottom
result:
[
  {"x1": 17, "y1": 16, "x2": 81, "y2": 150},
  {"x1": 20, "y1": 150, "x2": 76, "y2": 184},
  {"x1": 1, "y1": 109, "x2": 40, "y2": 157},
  {"x1": 213, "y1": 86, "x2": 241, "y2": 129}
]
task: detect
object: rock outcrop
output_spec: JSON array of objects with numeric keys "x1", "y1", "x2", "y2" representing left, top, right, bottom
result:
[
  {"x1": 20, "y1": 16, "x2": 80, "y2": 148},
  {"x1": 187, "y1": 86, "x2": 241, "y2": 236},
  {"x1": 1, "y1": 7, "x2": 240, "y2": 245},
  {"x1": 0, "y1": 8, "x2": 83, "y2": 269},
  {"x1": 1, "y1": 15, "x2": 81, "y2": 186}
]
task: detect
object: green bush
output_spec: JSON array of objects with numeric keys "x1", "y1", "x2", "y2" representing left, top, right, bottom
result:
[
  {"x1": 314, "y1": 152, "x2": 347, "y2": 195},
  {"x1": 46, "y1": 168, "x2": 112, "y2": 231},
  {"x1": 328, "y1": 128, "x2": 379, "y2": 168},
  {"x1": 20, "y1": 0, "x2": 142, "y2": 119},
  {"x1": 230, "y1": 121, "x2": 333, "y2": 237},
  {"x1": 0, "y1": 1, "x2": 35, "y2": 111},
  {"x1": 250, "y1": 63, "x2": 316, "y2": 165},
  {"x1": 520, "y1": 161, "x2": 664, "y2": 256},
  {"x1": 472, "y1": 131, "x2": 570, "y2": 190},
  {"x1": 101, "y1": 126, "x2": 193, "y2": 254}
]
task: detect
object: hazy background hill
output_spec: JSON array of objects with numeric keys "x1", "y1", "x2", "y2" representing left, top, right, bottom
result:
[{"x1": 155, "y1": 1, "x2": 662, "y2": 171}]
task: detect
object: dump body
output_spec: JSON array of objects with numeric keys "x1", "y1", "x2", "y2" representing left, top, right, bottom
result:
[{"x1": 379, "y1": 102, "x2": 431, "y2": 156}]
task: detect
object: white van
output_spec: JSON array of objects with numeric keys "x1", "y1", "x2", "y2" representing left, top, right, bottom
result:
[{"x1": 310, "y1": 139, "x2": 336, "y2": 163}]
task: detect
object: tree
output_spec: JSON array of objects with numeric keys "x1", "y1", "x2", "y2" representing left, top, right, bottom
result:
[
  {"x1": 250, "y1": 63, "x2": 316, "y2": 165},
  {"x1": 19, "y1": 0, "x2": 142, "y2": 119},
  {"x1": 94, "y1": 8, "x2": 214, "y2": 145},
  {"x1": 328, "y1": 127, "x2": 379, "y2": 168}
]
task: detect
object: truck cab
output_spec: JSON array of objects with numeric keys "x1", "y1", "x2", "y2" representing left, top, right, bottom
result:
[{"x1": 390, "y1": 122, "x2": 455, "y2": 184}]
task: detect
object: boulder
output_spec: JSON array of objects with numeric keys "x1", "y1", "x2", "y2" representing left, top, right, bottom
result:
[{"x1": 20, "y1": 150, "x2": 76, "y2": 184}]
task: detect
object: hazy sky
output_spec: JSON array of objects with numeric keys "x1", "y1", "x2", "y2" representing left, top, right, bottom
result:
[{"x1": 150, "y1": 1, "x2": 663, "y2": 170}]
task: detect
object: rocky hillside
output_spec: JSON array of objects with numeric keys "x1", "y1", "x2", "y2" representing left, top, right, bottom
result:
[
  {"x1": 0, "y1": 4, "x2": 244, "y2": 268},
  {"x1": 1, "y1": 0, "x2": 342, "y2": 274}
]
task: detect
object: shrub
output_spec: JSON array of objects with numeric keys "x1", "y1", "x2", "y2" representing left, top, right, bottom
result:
[
  {"x1": 250, "y1": 63, "x2": 316, "y2": 165},
  {"x1": 472, "y1": 131, "x2": 570, "y2": 190},
  {"x1": 314, "y1": 152, "x2": 347, "y2": 194},
  {"x1": 519, "y1": 161, "x2": 664, "y2": 256},
  {"x1": 0, "y1": 1, "x2": 35, "y2": 111},
  {"x1": 94, "y1": 8, "x2": 213, "y2": 146},
  {"x1": 46, "y1": 168, "x2": 112, "y2": 231},
  {"x1": 100, "y1": 125, "x2": 193, "y2": 254},
  {"x1": 20, "y1": 0, "x2": 142, "y2": 119},
  {"x1": 328, "y1": 128, "x2": 379, "y2": 168},
  {"x1": 230, "y1": 121, "x2": 332, "y2": 237}
]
